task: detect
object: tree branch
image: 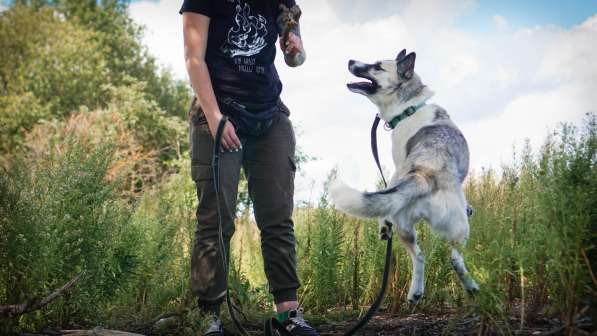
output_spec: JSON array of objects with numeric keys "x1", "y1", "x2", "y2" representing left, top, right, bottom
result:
[
  {"x1": 61, "y1": 327, "x2": 146, "y2": 336},
  {"x1": 0, "y1": 272, "x2": 83, "y2": 316}
]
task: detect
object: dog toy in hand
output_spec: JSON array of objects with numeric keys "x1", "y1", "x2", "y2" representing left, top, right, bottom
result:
[{"x1": 277, "y1": 3, "x2": 305, "y2": 67}]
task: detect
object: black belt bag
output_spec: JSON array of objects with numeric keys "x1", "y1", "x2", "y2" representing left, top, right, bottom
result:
[{"x1": 218, "y1": 97, "x2": 280, "y2": 137}]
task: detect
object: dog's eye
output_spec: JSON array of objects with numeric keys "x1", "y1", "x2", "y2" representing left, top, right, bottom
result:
[{"x1": 373, "y1": 63, "x2": 384, "y2": 71}]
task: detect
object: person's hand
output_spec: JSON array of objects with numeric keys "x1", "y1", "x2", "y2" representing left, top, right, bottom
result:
[
  {"x1": 280, "y1": 31, "x2": 303, "y2": 57},
  {"x1": 206, "y1": 113, "x2": 241, "y2": 152}
]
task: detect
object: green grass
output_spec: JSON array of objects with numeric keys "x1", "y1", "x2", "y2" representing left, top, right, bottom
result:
[{"x1": 1, "y1": 115, "x2": 594, "y2": 335}]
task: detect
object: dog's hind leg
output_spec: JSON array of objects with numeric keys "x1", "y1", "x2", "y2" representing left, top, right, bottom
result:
[
  {"x1": 397, "y1": 226, "x2": 425, "y2": 304},
  {"x1": 450, "y1": 244, "x2": 479, "y2": 295}
]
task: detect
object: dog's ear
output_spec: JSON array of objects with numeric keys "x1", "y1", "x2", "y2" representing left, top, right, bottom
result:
[
  {"x1": 397, "y1": 52, "x2": 416, "y2": 80},
  {"x1": 396, "y1": 49, "x2": 406, "y2": 62}
]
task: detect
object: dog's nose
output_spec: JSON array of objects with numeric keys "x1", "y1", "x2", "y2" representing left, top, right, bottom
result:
[{"x1": 348, "y1": 59, "x2": 355, "y2": 67}]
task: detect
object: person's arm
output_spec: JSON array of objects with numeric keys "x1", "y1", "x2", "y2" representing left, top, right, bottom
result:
[
  {"x1": 280, "y1": 32, "x2": 305, "y2": 67},
  {"x1": 183, "y1": 12, "x2": 241, "y2": 151},
  {"x1": 277, "y1": 4, "x2": 306, "y2": 67}
]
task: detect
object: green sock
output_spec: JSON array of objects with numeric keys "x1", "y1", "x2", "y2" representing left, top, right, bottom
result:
[{"x1": 276, "y1": 310, "x2": 290, "y2": 322}]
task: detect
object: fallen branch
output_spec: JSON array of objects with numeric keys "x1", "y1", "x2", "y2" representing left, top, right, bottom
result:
[
  {"x1": 61, "y1": 327, "x2": 145, "y2": 336},
  {"x1": 0, "y1": 272, "x2": 83, "y2": 316},
  {"x1": 132, "y1": 308, "x2": 189, "y2": 333}
]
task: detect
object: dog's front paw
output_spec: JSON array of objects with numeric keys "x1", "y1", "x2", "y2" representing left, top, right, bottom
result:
[{"x1": 379, "y1": 220, "x2": 393, "y2": 240}]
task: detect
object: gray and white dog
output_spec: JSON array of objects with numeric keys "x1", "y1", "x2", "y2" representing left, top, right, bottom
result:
[{"x1": 330, "y1": 50, "x2": 479, "y2": 304}]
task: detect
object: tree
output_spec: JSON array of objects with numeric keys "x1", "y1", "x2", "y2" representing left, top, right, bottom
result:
[{"x1": 0, "y1": 5, "x2": 109, "y2": 157}]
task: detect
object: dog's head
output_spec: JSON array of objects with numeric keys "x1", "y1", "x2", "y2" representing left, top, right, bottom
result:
[{"x1": 347, "y1": 49, "x2": 420, "y2": 106}]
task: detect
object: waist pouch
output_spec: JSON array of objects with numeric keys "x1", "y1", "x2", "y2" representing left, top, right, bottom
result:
[{"x1": 218, "y1": 97, "x2": 279, "y2": 137}]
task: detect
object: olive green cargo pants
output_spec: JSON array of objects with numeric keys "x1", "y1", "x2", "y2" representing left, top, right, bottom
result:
[{"x1": 188, "y1": 98, "x2": 300, "y2": 309}]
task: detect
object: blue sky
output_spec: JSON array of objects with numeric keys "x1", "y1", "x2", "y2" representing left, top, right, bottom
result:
[{"x1": 458, "y1": 0, "x2": 597, "y2": 31}]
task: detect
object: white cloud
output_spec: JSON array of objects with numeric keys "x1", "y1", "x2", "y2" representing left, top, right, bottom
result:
[
  {"x1": 129, "y1": 2, "x2": 597, "y2": 203},
  {"x1": 461, "y1": 83, "x2": 591, "y2": 170}
]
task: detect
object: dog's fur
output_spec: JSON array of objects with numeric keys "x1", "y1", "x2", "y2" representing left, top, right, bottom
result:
[{"x1": 330, "y1": 50, "x2": 479, "y2": 304}]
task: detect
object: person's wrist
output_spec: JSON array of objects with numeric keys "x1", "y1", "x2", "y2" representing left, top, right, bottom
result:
[{"x1": 204, "y1": 109, "x2": 222, "y2": 125}]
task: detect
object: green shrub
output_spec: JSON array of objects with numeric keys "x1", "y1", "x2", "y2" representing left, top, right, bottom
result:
[{"x1": 0, "y1": 140, "x2": 139, "y2": 332}]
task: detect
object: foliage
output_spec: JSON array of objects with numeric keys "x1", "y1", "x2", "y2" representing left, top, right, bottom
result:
[
  {"x1": 0, "y1": 2, "x2": 191, "y2": 158},
  {"x1": 300, "y1": 185, "x2": 346, "y2": 311},
  {"x1": 110, "y1": 157, "x2": 197, "y2": 322},
  {"x1": 0, "y1": 140, "x2": 139, "y2": 332},
  {"x1": 0, "y1": 93, "x2": 50, "y2": 162},
  {"x1": 0, "y1": 5, "x2": 109, "y2": 143},
  {"x1": 11, "y1": 0, "x2": 192, "y2": 118},
  {"x1": 19, "y1": 84, "x2": 187, "y2": 198}
]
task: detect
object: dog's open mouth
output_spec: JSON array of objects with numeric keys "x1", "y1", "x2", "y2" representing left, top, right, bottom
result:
[
  {"x1": 347, "y1": 68, "x2": 378, "y2": 95},
  {"x1": 347, "y1": 79, "x2": 377, "y2": 94}
]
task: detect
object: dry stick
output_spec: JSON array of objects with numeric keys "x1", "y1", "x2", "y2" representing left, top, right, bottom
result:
[
  {"x1": 580, "y1": 249, "x2": 597, "y2": 288},
  {"x1": 61, "y1": 327, "x2": 145, "y2": 336},
  {"x1": 519, "y1": 263, "x2": 525, "y2": 331},
  {"x1": 132, "y1": 308, "x2": 189, "y2": 333},
  {"x1": 0, "y1": 272, "x2": 83, "y2": 316}
]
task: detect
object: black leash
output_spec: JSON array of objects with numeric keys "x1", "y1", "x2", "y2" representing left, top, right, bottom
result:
[
  {"x1": 213, "y1": 115, "x2": 394, "y2": 335},
  {"x1": 370, "y1": 115, "x2": 387, "y2": 187},
  {"x1": 342, "y1": 115, "x2": 393, "y2": 336},
  {"x1": 213, "y1": 116, "x2": 250, "y2": 336}
]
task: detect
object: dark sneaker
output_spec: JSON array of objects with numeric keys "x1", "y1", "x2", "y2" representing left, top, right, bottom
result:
[
  {"x1": 202, "y1": 316, "x2": 224, "y2": 336},
  {"x1": 281, "y1": 309, "x2": 319, "y2": 336}
]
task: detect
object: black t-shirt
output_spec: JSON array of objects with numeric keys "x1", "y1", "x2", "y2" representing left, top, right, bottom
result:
[{"x1": 180, "y1": 0, "x2": 295, "y2": 114}]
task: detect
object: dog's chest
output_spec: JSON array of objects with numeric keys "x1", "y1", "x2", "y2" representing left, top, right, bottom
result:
[{"x1": 390, "y1": 108, "x2": 435, "y2": 172}]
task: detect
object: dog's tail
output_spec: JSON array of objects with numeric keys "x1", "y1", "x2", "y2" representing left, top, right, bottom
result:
[{"x1": 329, "y1": 170, "x2": 434, "y2": 218}]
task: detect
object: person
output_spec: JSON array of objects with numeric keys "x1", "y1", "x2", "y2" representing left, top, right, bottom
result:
[{"x1": 180, "y1": 0, "x2": 318, "y2": 335}]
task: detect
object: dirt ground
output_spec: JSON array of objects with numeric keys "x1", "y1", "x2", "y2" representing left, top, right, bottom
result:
[
  {"x1": 241, "y1": 312, "x2": 595, "y2": 336},
  {"x1": 13, "y1": 311, "x2": 594, "y2": 335}
]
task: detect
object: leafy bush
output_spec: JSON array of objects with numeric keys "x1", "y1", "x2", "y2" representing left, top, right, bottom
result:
[{"x1": 0, "y1": 140, "x2": 139, "y2": 332}]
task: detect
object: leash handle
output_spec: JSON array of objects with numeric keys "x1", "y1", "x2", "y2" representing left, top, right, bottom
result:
[
  {"x1": 212, "y1": 116, "x2": 250, "y2": 336},
  {"x1": 212, "y1": 115, "x2": 228, "y2": 192}
]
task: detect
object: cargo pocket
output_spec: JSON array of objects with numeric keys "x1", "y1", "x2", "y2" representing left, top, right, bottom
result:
[
  {"x1": 189, "y1": 96, "x2": 208, "y2": 126},
  {"x1": 190, "y1": 122, "x2": 213, "y2": 167},
  {"x1": 191, "y1": 164, "x2": 213, "y2": 182}
]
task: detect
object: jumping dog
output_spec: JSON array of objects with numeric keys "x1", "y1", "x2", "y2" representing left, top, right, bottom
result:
[{"x1": 330, "y1": 50, "x2": 480, "y2": 304}]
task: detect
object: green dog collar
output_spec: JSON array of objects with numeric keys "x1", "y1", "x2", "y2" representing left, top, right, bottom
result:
[{"x1": 387, "y1": 102, "x2": 426, "y2": 129}]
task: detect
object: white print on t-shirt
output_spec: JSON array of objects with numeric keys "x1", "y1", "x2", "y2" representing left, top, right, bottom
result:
[
  {"x1": 221, "y1": 0, "x2": 268, "y2": 58},
  {"x1": 233, "y1": 57, "x2": 265, "y2": 73}
]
